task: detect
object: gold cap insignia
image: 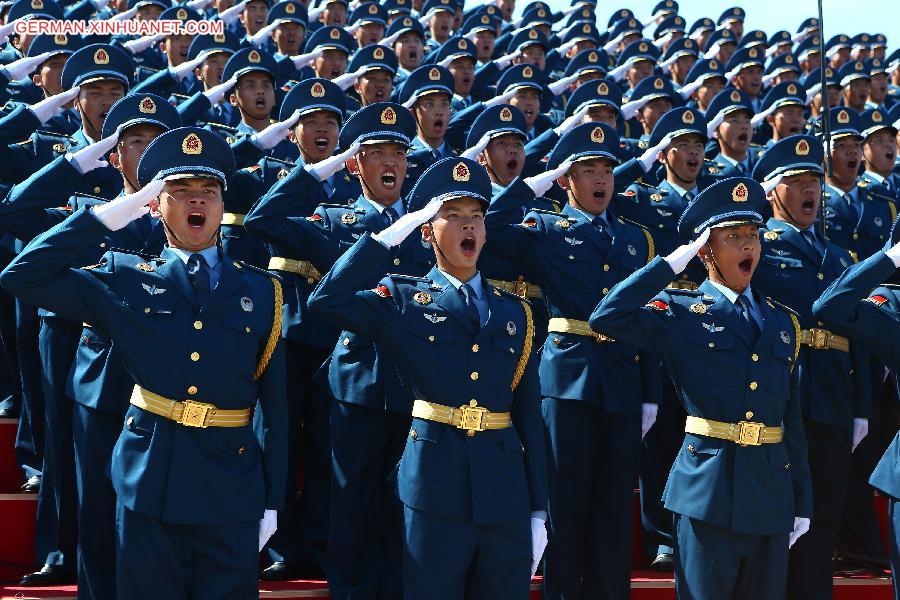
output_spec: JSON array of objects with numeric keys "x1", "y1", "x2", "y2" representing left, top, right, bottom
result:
[
  {"x1": 368, "y1": 3, "x2": 377, "y2": 13},
  {"x1": 537, "y1": 9, "x2": 545, "y2": 17},
  {"x1": 837, "y1": 109, "x2": 849, "y2": 124},
  {"x1": 380, "y1": 106, "x2": 397, "y2": 124},
  {"x1": 653, "y1": 78, "x2": 664, "y2": 90},
  {"x1": 749, "y1": 48, "x2": 757, "y2": 58},
  {"x1": 710, "y1": 59, "x2": 718, "y2": 69},
  {"x1": 330, "y1": 28, "x2": 341, "y2": 40},
  {"x1": 139, "y1": 97, "x2": 156, "y2": 114},
  {"x1": 459, "y1": 38, "x2": 467, "y2": 49},
  {"x1": 182, "y1": 133, "x2": 202, "y2": 155},
  {"x1": 873, "y1": 110, "x2": 883, "y2": 123},
  {"x1": 428, "y1": 67, "x2": 441, "y2": 80},
  {"x1": 787, "y1": 83, "x2": 797, "y2": 95},
  {"x1": 621, "y1": 9, "x2": 628, "y2": 17},
  {"x1": 795, "y1": 139, "x2": 810, "y2": 155},
  {"x1": 588, "y1": 51, "x2": 597, "y2": 62},
  {"x1": 413, "y1": 291, "x2": 432, "y2": 305},
  {"x1": 730, "y1": 90, "x2": 741, "y2": 102},
  {"x1": 862, "y1": 34, "x2": 870, "y2": 42},
  {"x1": 628, "y1": 18, "x2": 636, "y2": 26},
  {"x1": 583, "y1": 24, "x2": 591, "y2": 33},
  {"x1": 248, "y1": 50, "x2": 261, "y2": 63},
  {"x1": 591, "y1": 126, "x2": 605, "y2": 143},
  {"x1": 285, "y1": 2, "x2": 295, "y2": 13},
  {"x1": 54, "y1": 34, "x2": 67, "y2": 44},
  {"x1": 685, "y1": 39, "x2": 693, "y2": 47},
  {"x1": 373, "y1": 46, "x2": 384, "y2": 59},
  {"x1": 311, "y1": 81, "x2": 325, "y2": 97},
  {"x1": 528, "y1": 30, "x2": 538, "y2": 40},
  {"x1": 733, "y1": 7, "x2": 741, "y2": 14},
  {"x1": 597, "y1": 82, "x2": 608, "y2": 95},
  {"x1": 93, "y1": 48, "x2": 109, "y2": 65},
  {"x1": 340, "y1": 212, "x2": 357, "y2": 224},
  {"x1": 499, "y1": 106, "x2": 512, "y2": 122},
  {"x1": 732, "y1": 182, "x2": 748, "y2": 202},
  {"x1": 31, "y1": 0, "x2": 42, "y2": 8},
  {"x1": 452, "y1": 162, "x2": 470, "y2": 181},
  {"x1": 682, "y1": 110, "x2": 695, "y2": 124},
  {"x1": 855, "y1": 61, "x2": 863, "y2": 70},
  {"x1": 639, "y1": 42, "x2": 648, "y2": 52},
  {"x1": 690, "y1": 302, "x2": 707, "y2": 314},
  {"x1": 214, "y1": 33, "x2": 225, "y2": 42},
  {"x1": 480, "y1": 15, "x2": 489, "y2": 24},
  {"x1": 785, "y1": 55, "x2": 794, "y2": 63},
  {"x1": 176, "y1": 7, "x2": 187, "y2": 19},
  {"x1": 521, "y1": 66, "x2": 534, "y2": 78}
]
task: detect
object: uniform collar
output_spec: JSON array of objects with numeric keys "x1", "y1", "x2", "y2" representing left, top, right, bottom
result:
[
  {"x1": 438, "y1": 269, "x2": 484, "y2": 298},
  {"x1": 361, "y1": 195, "x2": 405, "y2": 217},
  {"x1": 863, "y1": 170, "x2": 886, "y2": 184},
  {"x1": 708, "y1": 279, "x2": 755, "y2": 307},
  {"x1": 665, "y1": 179, "x2": 696, "y2": 198},
  {"x1": 167, "y1": 244, "x2": 221, "y2": 270}
]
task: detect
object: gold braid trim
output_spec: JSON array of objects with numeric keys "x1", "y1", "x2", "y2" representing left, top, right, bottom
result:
[
  {"x1": 254, "y1": 277, "x2": 283, "y2": 381},
  {"x1": 889, "y1": 200, "x2": 897, "y2": 224},
  {"x1": 789, "y1": 313, "x2": 801, "y2": 372},
  {"x1": 511, "y1": 300, "x2": 534, "y2": 391},
  {"x1": 642, "y1": 228, "x2": 655, "y2": 263}
]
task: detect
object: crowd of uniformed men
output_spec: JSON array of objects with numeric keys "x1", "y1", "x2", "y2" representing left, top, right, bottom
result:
[{"x1": 0, "y1": 0, "x2": 896, "y2": 597}]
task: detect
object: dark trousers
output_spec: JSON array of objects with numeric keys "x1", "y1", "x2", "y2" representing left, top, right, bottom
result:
[
  {"x1": 262, "y1": 341, "x2": 330, "y2": 569},
  {"x1": 15, "y1": 300, "x2": 43, "y2": 479},
  {"x1": 402, "y1": 505, "x2": 531, "y2": 600},
  {"x1": 888, "y1": 498, "x2": 899, "y2": 599},
  {"x1": 35, "y1": 319, "x2": 78, "y2": 569},
  {"x1": 73, "y1": 403, "x2": 121, "y2": 600},
  {"x1": 116, "y1": 503, "x2": 258, "y2": 600},
  {"x1": 787, "y1": 420, "x2": 853, "y2": 600},
  {"x1": 541, "y1": 398, "x2": 640, "y2": 600},
  {"x1": 674, "y1": 514, "x2": 789, "y2": 600},
  {"x1": 639, "y1": 381, "x2": 684, "y2": 557},
  {"x1": 326, "y1": 400, "x2": 409, "y2": 600}
]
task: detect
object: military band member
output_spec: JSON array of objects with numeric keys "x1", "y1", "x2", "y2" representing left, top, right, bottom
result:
[{"x1": 591, "y1": 177, "x2": 813, "y2": 600}]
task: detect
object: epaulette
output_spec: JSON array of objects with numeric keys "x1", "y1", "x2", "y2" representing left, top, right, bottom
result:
[
  {"x1": 241, "y1": 165, "x2": 261, "y2": 172},
  {"x1": 320, "y1": 203, "x2": 352, "y2": 209},
  {"x1": 261, "y1": 156, "x2": 295, "y2": 168},
  {"x1": 766, "y1": 297, "x2": 800, "y2": 316},
  {"x1": 387, "y1": 273, "x2": 428, "y2": 283},
  {"x1": 529, "y1": 208, "x2": 564, "y2": 217},
  {"x1": 206, "y1": 122, "x2": 238, "y2": 132},
  {"x1": 137, "y1": 66, "x2": 160, "y2": 73},
  {"x1": 170, "y1": 93, "x2": 190, "y2": 99},
  {"x1": 666, "y1": 288, "x2": 704, "y2": 297},
  {"x1": 234, "y1": 260, "x2": 283, "y2": 282},
  {"x1": 882, "y1": 283, "x2": 900, "y2": 289},
  {"x1": 494, "y1": 286, "x2": 532, "y2": 304},
  {"x1": 34, "y1": 130, "x2": 74, "y2": 140},
  {"x1": 106, "y1": 246, "x2": 160, "y2": 261},
  {"x1": 631, "y1": 179, "x2": 657, "y2": 189}
]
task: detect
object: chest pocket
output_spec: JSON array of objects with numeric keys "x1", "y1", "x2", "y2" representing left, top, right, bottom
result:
[
  {"x1": 553, "y1": 238, "x2": 593, "y2": 264},
  {"x1": 768, "y1": 340, "x2": 794, "y2": 398},
  {"x1": 409, "y1": 316, "x2": 458, "y2": 345},
  {"x1": 491, "y1": 335, "x2": 519, "y2": 389},
  {"x1": 857, "y1": 201, "x2": 892, "y2": 239},
  {"x1": 762, "y1": 254, "x2": 804, "y2": 274},
  {"x1": 218, "y1": 311, "x2": 263, "y2": 379},
  {"x1": 125, "y1": 295, "x2": 174, "y2": 357},
  {"x1": 687, "y1": 328, "x2": 736, "y2": 384}
]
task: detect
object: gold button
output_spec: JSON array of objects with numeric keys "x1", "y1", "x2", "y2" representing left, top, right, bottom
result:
[
  {"x1": 634, "y1": 355, "x2": 640, "y2": 362},
  {"x1": 784, "y1": 463, "x2": 790, "y2": 469},
  {"x1": 469, "y1": 399, "x2": 477, "y2": 406},
  {"x1": 93, "y1": 186, "x2": 101, "y2": 193},
  {"x1": 817, "y1": 321, "x2": 823, "y2": 327},
  {"x1": 780, "y1": 263, "x2": 786, "y2": 269},
  {"x1": 853, "y1": 233, "x2": 859, "y2": 240},
  {"x1": 190, "y1": 352, "x2": 200, "y2": 361},
  {"x1": 187, "y1": 385, "x2": 198, "y2": 395},
  {"x1": 552, "y1": 337, "x2": 560, "y2": 345},
  {"x1": 127, "y1": 416, "x2": 134, "y2": 426},
  {"x1": 393, "y1": 258, "x2": 401, "y2": 266},
  {"x1": 602, "y1": 287, "x2": 609, "y2": 294},
  {"x1": 194, "y1": 320, "x2": 203, "y2": 330},
  {"x1": 343, "y1": 337, "x2": 350, "y2": 346},
  {"x1": 687, "y1": 444, "x2": 695, "y2": 454},
  {"x1": 751, "y1": 353, "x2": 759, "y2": 362},
  {"x1": 428, "y1": 335, "x2": 435, "y2": 342},
  {"x1": 603, "y1": 264, "x2": 610, "y2": 271},
  {"x1": 245, "y1": 326, "x2": 251, "y2": 333},
  {"x1": 471, "y1": 344, "x2": 479, "y2": 352},
  {"x1": 100, "y1": 242, "x2": 106, "y2": 248},
  {"x1": 307, "y1": 278, "x2": 315, "y2": 284},
  {"x1": 144, "y1": 307, "x2": 151, "y2": 313},
  {"x1": 410, "y1": 429, "x2": 417, "y2": 440},
  {"x1": 658, "y1": 223, "x2": 664, "y2": 229},
  {"x1": 817, "y1": 273, "x2": 824, "y2": 280},
  {"x1": 568, "y1": 255, "x2": 574, "y2": 260},
  {"x1": 745, "y1": 411, "x2": 754, "y2": 419},
  {"x1": 708, "y1": 342, "x2": 715, "y2": 348},
  {"x1": 470, "y1": 371, "x2": 479, "y2": 381},
  {"x1": 749, "y1": 381, "x2": 758, "y2": 391},
  {"x1": 237, "y1": 446, "x2": 246, "y2": 455}
]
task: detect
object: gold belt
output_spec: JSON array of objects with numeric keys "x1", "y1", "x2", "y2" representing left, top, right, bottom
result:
[
  {"x1": 221, "y1": 212, "x2": 245, "y2": 226},
  {"x1": 799, "y1": 328, "x2": 849, "y2": 352},
  {"x1": 668, "y1": 279, "x2": 699, "y2": 290},
  {"x1": 547, "y1": 317, "x2": 614, "y2": 342},
  {"x1": 486, "y1": 278, "x2": 543, "y2": 299},
  {"x1": 268, "y1": 257, "x2": 322, "y2": 282},
  {"x1": 412, "y1": 399, "x2": 511, "y2": 437},
  {"x1": 685, "y1": 415, "x2": 784, "y2": 446},
  {"x1": 129, "y1": 385, "x2": 252, "y2": 428}
]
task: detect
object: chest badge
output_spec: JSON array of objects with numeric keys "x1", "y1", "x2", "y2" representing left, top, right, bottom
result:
[
  {"x1": 141, "y1": 283, "x2": 166, "y2": 295},
  {"x1": 341, "y1": 213, "x2": 357, "y2": 225},
  {"x1": 874, "y1": 217, "x2": 883, "y2": 227},
  {"x1": 780, "y1": 330, "x2": 791, "y2": 344},
  {"x1": 240, "y1": 297, "x2": 254, "y2": 312},
  {"x1": 650, "y1": 193, "x2": 663, "y2": 201},
  {"x1": 555, "y1": 219, "x2": 570, "y2": 229},
  {"x1": 136, "y1": 262, "x2": 155, "y2": 272},
  {"x1": 507, "y1": 321, "x2": 517, "y2": 335},
  {"x1": 690, "y1": 302, "x2": 707, "y2": 314},
  {"x1": 627, "y1": 244, "x2": 637, "y2": 256},
  {"x1": 413, "y1": 291, "x2": 432, "y2": 305},
  {"x1": 764, "y1": 231, "x2": 779, "y2": 241},
  {"x1": 701, "y1": 322, "x2": 724, "y2": 332},
  {"x1": 564, "y1": 236, "x2": 583, "y2": 245},
  {"x1": 424, "y1": 313, "x2": 446, "y2": 323}
]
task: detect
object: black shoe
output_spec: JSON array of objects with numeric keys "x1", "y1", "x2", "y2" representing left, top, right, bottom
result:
[
  {"x1": 20, "y1": 475, "x2": 40, "y2": 493},
  {"x1": 261, "y1": 561, "x2": 303, "y2": 581},
  {"x1": 650, "y1": 553, "x2": 674, "y2": 572},
  {"x1": 841, "y1": 549, "x2": 890, "y2": 570},
  {"x1": 19, "y1": 564, "x2": 76, "y2": 586}
]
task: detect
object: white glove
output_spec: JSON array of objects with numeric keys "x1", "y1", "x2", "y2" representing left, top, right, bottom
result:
[
  {"x1": 789, "y1": 517, "x2": 810, "y2": 548},
  {"x1": 524, "y1": 159, "x2": 572, "y2": 197},
  {"x1": 123, "y1": 33, "x2": 166, "y2": 55},
  {"x1": 460, "y1": 133, "x2": 491, "y2": 161},
  {"x1": 66, "y1": 129, "x2": 119, "y2": 174},
  {"x1": 248, "y1": 21, "x2": 278, "y2": 47},
  {"x1": 761, "y1": 174, "x2": 783, "y2": 195},
  {"x1": 530, "y1": 517, "x2": 548, "y2": 578},
  {"x1": 555, "y1": 38, "x2": 579, "y2": 57},
  {"x1": 345, "y1": 22, "x2": 362, "y2": 35},
  {"x1": 1, "y1": 51, "x2": 52, "y2": 81},
  {"x1": 417, "y1": 10, "x2": 432, "y2": 27},
  {"x1": 664, "y1": 227, "x2": 709, "y2": 274},
  {"x1": 494, "y1": 49, "x2": 522, "y2": 70},
  {"x1": 885, "y1": 239, "x2": 900, "y2": 267},
  {"x1": 90, "y1": 0, "x2": 110, "y2": 11},
  {"x1": 436, "y1": 55, "x2": 456, "y2": 69},
  {"x1": 29, "y1": 86, "x2": 80, "y2": 124},
  {"x1": 641, "y1": 403, "x2": 658, "y2": 439},
  {"x1": 171, "y1": 51, "x2": 208, "y2": 79},
  {"x1": 307, "y1": 4, "x2": 325, "y2": 20},
  {"x1": 91, "y1": 179, "x2": 165, "y2": 230},
  {"x1": 678, "y1": 78, "x2": 704, "y2": 100},
  {"x1": 372, "y1": 197, "x2": 444, "y2": 248},
  {"x1": 851, "y1": 418, "x2": 869, "y2": 452},
  {"x1": 484, "y1": 88, "x2": 516, "y2": 108},
  {"x1": 552, "y1": 105, "x2": 589, "y2": 136},
  {"x1": 0, "y1": 19, "x2": 19, "y2": 46},
  {"x1": 290, "y1": 48, "x2": 323, "y2": 70},
  {"x1": 218, "y1": 0, "x2": 249, "y2": 25},
  {"x1": 108, "y1": 6, "x2": 137, "y2": 21},
  {"x1": 548, "y1": 73, "x2": 579, "y2": 97},
  {"x1": 203, "y1": 74, "x2": 238, "y2": 104},
  {"x1": 620, "y1": 96, "x2": 649, "y2": 120},
  {"x1": 258, "y1": 509, "x2": 277, "y2": 552},
  {"x1": 332, "y1": 67, "x2": 366, "y2": 91},
  {"x1": 638, "y1": 132, "x2": 675, "y2": 173},
  {"x1": 186, "y1": 0, "x2": 213, "y2": 11},
  {"x1": 250, "y1": 109, "x2": 300, "y2": 150},
  {"x1": 305, "y1": 141, "x2": 361, "y2": 181},
  {"x1": 379, "y1": 29, "x2": 403, "y2": 47}
]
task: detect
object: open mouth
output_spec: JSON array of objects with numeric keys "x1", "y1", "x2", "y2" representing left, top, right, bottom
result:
[
  {"x1": 462, "y1": 76, "x2": 471, "y2": 85},
  {"x1": 254, "y1": 97, "x2": 267, "y2": 109},
  {"x1": 886, "y1": 151, "x2": 896, "y2": 162},
  {"x1": 846, "y1": 159, "x2": 859, "y2": 172},
  {"x1": 787, "y1": 125, "x2": 801, "y2": 134},
  {"x1": 737, "y1": 132, "x2": 748, "y2": 143},
  {"x1": 523, "y1": 108, "x2": 534, "y2": 119},
  {"x1": 801, "y1": 199, "x2": 816, "y2": 214},
  {"x1": 187, "y1": 212, "x2": 206, "y2": 229},
  {"x1": 738, "y1": 258, "x2": 753, "y2": 274},
  {"x1": 381, "y1": 170, "x2": 397, "y2": 188},
  {"x1": 373, "y1": 88, "x2": 385, "y2": 100},
  {"x1": 460, "y1": 236, "x2": 476, "y2": 256},
  {"x1": 686, "y1": 158, "x2": 699, "y2": 171},
  {"x1": 314, "y1": 136, "x2": 329, "y2": 149},
  {"x1": 593, "y1": 190, "x2": 606, "y2": 201},
  {"x1": 506, "y1": 158, "x2": 519, "y2": 172},
  {"x1": 330, "y1": 68, "x2": 341, "y2": 78}
]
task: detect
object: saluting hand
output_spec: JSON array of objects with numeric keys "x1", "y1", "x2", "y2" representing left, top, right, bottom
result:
[
  {"x1": 332, "y1": 67, "x2": 367, "y2": 91},
  {"x1": 203, "y1": 74, "x2": 239, "y2": 105},
  {"x1": 372, "y1": 197, "x2": 444, "y2": 248},
  {"x1": 552, "y1": 105, "x2": 590, "y2": 137},
  {"x1": 66, "y1": 128, "x2": 120, "y2": 174},
  {"x1": 250, "y1": 109, "x2": 301, "y2": 150},
  {"x1": 171, "y1": 51, "x2": 209, "y2": 80},
  {"x1": 123, "y1": 33, "x2": 166, "y2": 55},
  {"x1": 91, "y1": 179, "x2": 165, "y2": 231},
  {"x1": 290, "y1": 48, "x2": 323, "y2": 70},
  {"x1": 664, "y1": 227, "x2": 710, "y2": 275},
  {"x1": 29, "y1": 86, "x2": 81, "y2": 124},
  {"x1": 305, "y1": 141, "x2": 361, "y2": 182},
  {"x1": 248, "y1": 21, "x2": 279, "y2": 48},
  {"x1": 524, "y1": 159, "x2": 572, "y2": 197},
  {"x1": 460, "y1": 133, "x2": 491, "y2": 161},
  {"x1": 2, "y1": 51, "x2": 52, "y2": 82},
  {"x1": 218, "y1": 0, "x2": 250, "y2": 25},
  {"x1": 638, "y1": 132, "x2": 675, "y2": 173}
]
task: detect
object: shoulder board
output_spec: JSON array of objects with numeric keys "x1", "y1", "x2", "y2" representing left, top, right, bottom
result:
[
  {"x1": 767, "y1": 297, "x2": 799, "y2": 316},
  {"x1": 261, "y1": 156, "x2": 296, "y2": 168},
  {"x1": 206, "y1": 122, "x2": 238, "y2": 131},
  {"x1": 170, "y1": 93, "x2": 190, "y2": 99},
  {"x1": 81, "y1": 257, "x2": 108, "y2": 270},
  {"x1": 34, "y1": 130, "x2": 73, "y2": 140},
  {"x1": 68, "y1": 193, "x2": 108, "y2": 203},
  {"x1": 235, "y1": 260, "x2": 282, "y2": 282},
  {"x1": 241, "y1": 165, "x2": 261, "y2": 172},
  {"x1": 632, "y1": 179, "x2": 657, "y2": 189},
  {"x1": 106, "y1": 246, "x2": 159, "y2": 260},
  {"x1": 666, "y1": 288, "x2": 704, "y2": 297},
  {"x1": 882, "y1": 283, "x2": 900, "y2": 290},
  {"x1": 866, "y1": 189, "x2": 896, "y2": 202},
  {"x1": 387, "y1": 273, "x2": 428, "y2": 283},
  {"x1": 137, "y1": 66, "x2": 160, "y2": 73},
  {"x1": 320, "y1": 203, "x2": 352, "y2": 209},
  {"x1": 527, "y1": 208, "x2": 563, "y2": 219}
]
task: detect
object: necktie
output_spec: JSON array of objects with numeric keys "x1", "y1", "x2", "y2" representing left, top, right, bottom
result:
[
  {"x1": 736, "y1": 295, "x2": 760, "y2": 338},
  {"x1": 187, "y1": 253, "x2": 210, "y2": 306},
  {"x1": 432, "y1": 149, "x2": 440, "y2": 160},
  {"x1": 736, "y1": 161, "x2": 746, "y2": 175},
  {"x1": 461, "y1": 284, "x2": 482, "y2": 328},
  {"x1": 801, "y1": 229, "x2": 823, "y2": 259},
  {"x1": 592, "y1": 217, "x2": 612, "y2": 251},
  {"x1": 682, "y1": 190, "x2": 695, "y2": 206},
  {"x1": 844, "y1": 192, "x2": 860, "y2": 221},
  {"x1": 382, "y1": 206, "x2": 399, "y2": 226}
]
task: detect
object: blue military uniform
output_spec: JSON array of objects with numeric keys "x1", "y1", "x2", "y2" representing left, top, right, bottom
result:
[
  {"x1": 308, "y1": 156, "x2": 548, "y2": 600},
  {"x1": 486, "y1": 123, "x2": 658, "y2": 599},
  {"x1": 0, "y1": 127, "x2": 288, "y2": 599},
  {"x1": 704, "y1": 88, "x2": 760, "y2": 179},
  {"x1": 750, "y1": 135, "x2": 872, "y2": 600},
  {"x1": 591, "y1": 177, "x2": 813, "y2": 600}
]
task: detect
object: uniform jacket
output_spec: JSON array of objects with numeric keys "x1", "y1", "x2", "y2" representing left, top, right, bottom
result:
[{"x1": 824, "y1": 178, "x2": 897, "y2": 260}]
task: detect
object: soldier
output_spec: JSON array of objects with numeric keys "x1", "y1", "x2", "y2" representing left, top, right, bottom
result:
[
  {"x1": 679, "y1": 58, "x2": 728, "y2": 114},
  {"x1": 0, "y1": 126, "x2": 288, "y2": 599},
  {"x1": 485, "y1": 122, "x2": 658, "y2": 599},
  {"x1": 750, "y1": 135, "x2": 872, "y2": 600},
  {"x1": 590, "y1": 176, "x2": 813, "y2": 599},
  {"x1": 343, "y1": 43, "x2": 398, "y2": 111},
  {"x1": 347, "y1": 2, "x2": 387, "y2": 49},
  {"x1": 813, "y1": 228, "x2": 900, "y2": 595},
  {"x1": 307, "y1": 156, "x2": 548, "y2": 599},
  {"x1": 725, "y1": 47, "x2": 765, "y2": 115},
  {"x1": 705, "y1": 88, "x2": 758, "y2": 178},
  {"x1": 754, "y1": 81, "x2": 807, "y2": 149},
  {"x1": 386, "y1": 14, "x2": 426, "y2": 82},
  {"x1": 398, "y1": 65, "x2": 457, "y2": 189}
]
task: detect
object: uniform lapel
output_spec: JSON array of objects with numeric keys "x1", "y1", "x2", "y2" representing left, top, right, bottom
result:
[
  {"x1": 202, "y1": 255, "x2": 244, "y2": 314},
  {"x1": 768, "y1": 219, "x2": 820, "y2": 265},
  {"x1": 563, "y1": 204, "x2": 608, "y2": 255},
  {"x1": 699, "y1": 280, "x2": 755, "y2": 348},
  {"x1": 430, "y1": 268, "x2": 478, "y2": 336},
  {"x1": 155, "y1": 247, "x2": 197, "y2": 308}
]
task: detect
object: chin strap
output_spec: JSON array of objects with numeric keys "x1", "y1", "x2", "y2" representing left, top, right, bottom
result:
[
  {"x1": 771, "y1": 186, "x2": 801, "y2": 227},
  {"x1": 704, "y1": 240, "x2": 735, "y2": 289}
]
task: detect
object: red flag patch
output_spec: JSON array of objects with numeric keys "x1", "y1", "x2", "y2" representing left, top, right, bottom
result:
[{"x1": 646, "y1": 300, "x2": 669, "y2": 311}]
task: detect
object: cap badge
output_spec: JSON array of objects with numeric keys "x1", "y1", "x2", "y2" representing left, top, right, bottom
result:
[
  {"x1": 214, "y1": 33, "x2": 225, "y2": 42},
  {"x1": 285, "y1": 2, "x2": 295, "y2": 13},
  {"x1": 368, "y1": 3, "x2": 377, "y2": 13},
  {"x1": 588, "y1": 51, "x2": 597, "y2": 62},
  {"x1": 682, "y1": 110, "x2": 695, "y2": 124},
  {"x1": 248, "y1": 50, "x2": 261, "y2": 63},
  {"x1": 873, "y1": 110, "x2": 883, "y2": 123},
  {"x1": 405, "y1": 17, "x2": 413, "y2": 25},
  {"x1": 528, "y1": 30, "x2": 538, "y2": 39},
  {"x1": 452, "y1": 162, "x2": 470, "y2": 182},
  {"x1": 311, "y1": 81, "x2": 325, "y2": 97},
  {"x1": 428, "y1": 67, "x2": 441, "y2": 80},
  {"x1": 330, "y1": 28, "x2": 341, "y2": 40},
  {"x1": 480, "y1": 15, "x2": 489, "y2": 24},
  {"x1": 785, "y1": 55, "x2": 794, "y2": 63},
  {"x1": 710, "y1": 59, "x2": 718, "y2": 69},
  {"x1": 653, "y1": 78, "x2": 664, "y2": 90},
  {"x1": 31, "y1": 0, "x2": 42, "y2": 8},
  {"x1": 732, "y1": 182, "x2": 748, "y2": 202},
  {"x1": 499, "y1": 106, "x2": 513, "y2": 121},
  {"x1": 537, "y1": 9, "x2": 545, "y2": 17},
  {"x1": 459, "y1": 38, "x2": 467, "y2": 49},
  {"x1": 730, "y1": 90, "x2": 741, "y2": 102},
  {"x1": 93, "y1": 48, "x2": 109, "y2": 65},
  {"x1": 380, "y1": 106, "x2": 397, "y2": 124},
  {"x1": 749, "y1": 48, "x2": 757, "y2": 57},
  {"x1": 176, "y1": 7, "x2": 187, "y2": 19},
  {"x1": 639, "y1": 42, "x2": 648, "y2": 52},
  {"x1": 523, "y1": 66, "x2": 533, "y2": 78},
  {"x1": 855, "y1": 61, "x2": 863, "y2": 70},
  {"x1": 54, "y1": 34, "x2": 67, "y2": 44},
  {"x1": 597, "y1": 82, "x2": 608, "y2": 94},
  {"x1": 787, "y1": 83, "x2": 797, "y2": 95},
  {"x1": 373, "y1": 46, "x2": 384, "y2": 59},
  {"x1": 837, "y1": 109, "x2": 850, "y2": 124},
  {"x1": 591, "y1": 126, "x2": 605, "y2": 143},
  {"x1": 139, "y1": 97, "x2": 156, "y2": 114},
  {"x1": 583, "y1": 24, "x2": 591, "y2": 33},
  {"x1": 182, "y1": 133, "x2": 202, "y2": 155}
]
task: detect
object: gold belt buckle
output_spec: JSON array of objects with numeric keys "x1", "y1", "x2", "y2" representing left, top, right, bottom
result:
[
  {"x1": 736, "y1": 421, "x2": 763, "y2": 446},
  {"x1": 810, "y1": 328, "x2": 830, "y2": 350},
  {"x1": 457, "y1": 401, "x2": 488, "y2": 436},
  {"x1": 594, "y1": 333, "x2": 613, "y2": 343},
  {"x1": 180, "y1": 400, "x2": 214, "y2": 428}
]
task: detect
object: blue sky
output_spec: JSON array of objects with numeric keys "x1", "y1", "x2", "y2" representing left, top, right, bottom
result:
[{"x1": 516, "y1": 0, "x2": 897, "y2": 50}]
